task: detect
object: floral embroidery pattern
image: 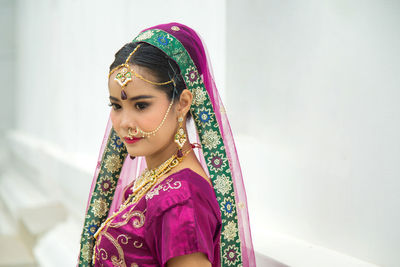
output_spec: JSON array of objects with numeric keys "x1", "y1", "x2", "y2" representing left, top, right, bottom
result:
[
  {"x1": 207, "y1": 151, "x2": 228, "y2": 172},
  {"x1": 173, "y1": 48, "x2": 189, "y2": 65},
  {"x1": 130, "y1": 30, "x2": 243, "y2": 266},
  {"x1": 184, "y1": 66, "x2": 200, "y2": 87},
  {"x1": 222, "y1": 221, "x2": 238, "y2": 242},
  {"x1": 111, "y1": 135, "x2": 124, "y2": 151},
  {"x1": 223, "y1": 245, "x2": 240, "y2": 266},
  {"x1": 85, "y1": 219, "x2": 100, "y2": 237},
  {"x1": 80, "y1": 242, "x2": 93, "y2": 262},
  {"x1": 221, "y1": 197, "x2": 235, "y2": 218},
  {"x1": 91, "y1": 198, "x2": 109, "y2": 218},
  {"x1": 214, "y1": 174, "x2": 232, "y2": 196},
  {"x1": 158, "y1": 35, "x2": 169, "y2": 45},
  {"x1": 135, "y1": 30, "x2": 154, "y2": 41},
  {"x1": 78, "y1": 129, "x2": 127, "y2": 265},
  {"x1": 199, "y1": 110, "x2": 211, "y2": 123},
  {"x1": 97, "y1": 175, "x2": 116, "y2": 196},
  {"x1": 202, "y1": 129, "x2": 221, "y2": 150},
  {"x1": 195, "y1": 107, "x2": 214, "y2": 127},
  {"x1": 79, "y1": 30, "x2": 244, "y2": 266},
  {"x1": 104, "y1": 154, "x2": 123, "y2": 173},
  {"x1": 192, "y1": 87, "x2": 207, "y2": 106},
  {"x1": 157, "y1": 34, "x2": 173, "y2": 46}
]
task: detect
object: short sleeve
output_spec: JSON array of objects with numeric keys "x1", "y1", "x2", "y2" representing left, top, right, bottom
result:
[{"x1": 144, "y1": 178, "x2": 220, "y2": 266}]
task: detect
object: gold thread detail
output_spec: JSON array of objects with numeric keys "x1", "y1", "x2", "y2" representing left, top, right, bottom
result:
[
  {"x1": 171, "y1": 26, "x2": 180, "y2": 31},
  {"x1": 133, "y1": 241, "x2": 143, "y2": 249},
  {"x1": 103, "y1": 232, "x2": 126, "y2": 267}
]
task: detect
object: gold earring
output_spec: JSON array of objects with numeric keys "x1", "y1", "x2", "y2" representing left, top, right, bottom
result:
[{"x1": 174, "y1": 116, "x2": 186, "y2": 158}]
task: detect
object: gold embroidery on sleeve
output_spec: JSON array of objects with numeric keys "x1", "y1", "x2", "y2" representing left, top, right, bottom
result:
[
  {"x1": 109, "y1": 207, "x2": 146, "y2": 229},
  {"x1": 133, "y1": 241, "x2": 143, "y2": 249},
  {"x1": 98, "y1": 248, "x2": 108, "y2": 261},
  {"x1": 117, "y1": 234, "x2": 130, "y2": 245},
  {"x1": 131, "y1": 211, "x2": 145, "y2": 228},
  {"x1": 146, "y1": 178, "x2": 182, "y2": 200},
  {"x1": 104, "y1": 232, "x2": 127, "y2": 267}
]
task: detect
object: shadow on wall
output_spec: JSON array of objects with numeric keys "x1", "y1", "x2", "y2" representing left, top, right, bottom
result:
[{"x1": 256, "y1": 251, "x2": 289, "y2": 267}]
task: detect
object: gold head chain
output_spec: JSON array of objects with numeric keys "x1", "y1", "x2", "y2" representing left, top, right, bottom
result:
[
  {"x1": 109, "y1": 44, "x2": 175, "y2": 100},
  {"x1": 110, "y1": 43, "x2": 178, "y2": 138}
]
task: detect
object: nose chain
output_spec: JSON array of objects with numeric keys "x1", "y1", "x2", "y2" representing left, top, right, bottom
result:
[{"x1": 128, "y1": 97, "x2": 175, "y2": 139}]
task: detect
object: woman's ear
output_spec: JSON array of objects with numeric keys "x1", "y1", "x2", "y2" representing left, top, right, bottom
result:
[{"x1": 176, "y1": 89, "x2": 193, "y2": 116}]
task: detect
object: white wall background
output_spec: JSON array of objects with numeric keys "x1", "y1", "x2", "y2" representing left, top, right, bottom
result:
[
  {"x1": 12, "y1": 0, "x2": 226, "y2": 217},
  {"x1": 0, "y1": 0, "x2": 15, "y2": 132},
  {"x1": 1, "y1": 0, "x2": 400, "y2": 266},
  {"x1": 1, "y1": 0, "x2": 228, "y2": 266},
  {"x1": 14, "y1": 0, "x2": 226, "y2": 168},
  {"x1": 227, "y1": 1, "x2": 400, "y2": 266}
]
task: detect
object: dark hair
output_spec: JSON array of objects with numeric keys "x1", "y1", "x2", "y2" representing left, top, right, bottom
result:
[{"x1": 109, "y1": 42, "x2": 186, "y2": 101}]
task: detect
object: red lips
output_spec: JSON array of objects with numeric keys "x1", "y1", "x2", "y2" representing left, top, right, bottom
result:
[{"x1": 124, "y1": 136, "x2": 142, "y2": 144}]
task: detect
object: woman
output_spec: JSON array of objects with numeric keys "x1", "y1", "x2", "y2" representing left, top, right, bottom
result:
[{"x1": 78, "y1": 22, "x2": 256, "y2": 267}]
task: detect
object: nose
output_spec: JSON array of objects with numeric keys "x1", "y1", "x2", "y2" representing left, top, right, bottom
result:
[{"x1": 119, "y1": 109, "x2": 136, "y2": 135}]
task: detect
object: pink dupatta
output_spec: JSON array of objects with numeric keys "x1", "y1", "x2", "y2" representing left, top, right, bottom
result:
[{"x1": 78, "y1": 22, "x2": 256, "y2": 267}]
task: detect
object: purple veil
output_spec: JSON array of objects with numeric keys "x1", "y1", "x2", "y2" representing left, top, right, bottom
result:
[{"x1": 78, "y1": 23, "x2": 256, "y2": 267}]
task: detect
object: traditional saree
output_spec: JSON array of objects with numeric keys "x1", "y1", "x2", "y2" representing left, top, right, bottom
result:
[{"x1": 78, "y1": 22, "x2": 256, "y2": 267}]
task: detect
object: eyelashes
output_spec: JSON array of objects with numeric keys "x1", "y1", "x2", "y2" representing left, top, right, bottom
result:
[
  {"x1": 135, "y1": 102, "x2": 149, "y2": 110},
  {"x1": 108, "y1": 103, "x2": 121, "y2": 110},
  {"x1": 108, "y1": 102, "x2": 150, "y2": 111}
]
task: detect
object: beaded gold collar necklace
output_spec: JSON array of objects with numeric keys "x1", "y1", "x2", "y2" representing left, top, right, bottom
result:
[
  {"x1": 93, "y1": 147, "x2": 192, "y2": 239},
  {"x1": 92, "y1": 147, "x2": 192, "y2": 265}
]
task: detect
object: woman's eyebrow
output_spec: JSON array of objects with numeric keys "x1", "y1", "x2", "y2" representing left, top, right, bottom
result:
[
  {"x1": 129, "y1": 95, "x2": 155, "y2": 101},
  {"x1": 109, "y1": 95, "x2": 155, "y2": 102}
]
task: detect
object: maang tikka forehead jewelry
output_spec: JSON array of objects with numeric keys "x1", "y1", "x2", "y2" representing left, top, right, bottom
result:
[{"x1": 109, "y1": 44, "x2": 175, "y2": 100}]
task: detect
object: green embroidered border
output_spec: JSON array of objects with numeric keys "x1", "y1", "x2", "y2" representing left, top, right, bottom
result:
[
  {"x1": 133, "y1": 29, "x2": 243, "y2": 267},
  {"x1": 78, "y1": 128, "x2": 127, "y2": 266},
  {"x1": 78, "y1": 29, "x2": 243, "y2": 267}
]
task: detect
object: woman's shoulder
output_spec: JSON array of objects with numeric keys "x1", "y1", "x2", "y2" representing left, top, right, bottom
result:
[
  {"x1": 145, "y1": 168, "x2": 213, "y2": 202},
  {"x1": 171, "y1": 167, "x2": 213, "y2": 190},
  {"x1": 144, "y1": 168, "x2": 219, "y2": 218}
]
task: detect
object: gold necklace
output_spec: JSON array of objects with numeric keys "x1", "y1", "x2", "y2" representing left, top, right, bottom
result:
[
  {"x1": 93, "y1": 148, "x2": 192, "y2": 240},
  {"x1": 92, "y1": 148, "x2": 192, "y2": 265}
]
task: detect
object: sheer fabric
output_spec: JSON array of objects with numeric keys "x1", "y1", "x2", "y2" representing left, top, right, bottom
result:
[{"x1": 78, "y1": 22, "x2": 256, "y2": 267}]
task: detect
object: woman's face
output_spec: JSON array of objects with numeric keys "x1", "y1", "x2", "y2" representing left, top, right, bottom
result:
[{"x1": 108, "y1": 65, "x2": 178, "y2": 158}]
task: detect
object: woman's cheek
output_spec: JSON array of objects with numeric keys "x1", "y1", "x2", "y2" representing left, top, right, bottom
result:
[
  {"x1": 110, "y1": 112, "x2": 121, "y2": 136},
  {"x1": 137, "y1": 112, "x2": 159, "y2": 131}
]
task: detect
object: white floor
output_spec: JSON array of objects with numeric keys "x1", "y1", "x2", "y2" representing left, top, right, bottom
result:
[{"x1": 0, "y1": 132, "x2": 382, "y2": 267}]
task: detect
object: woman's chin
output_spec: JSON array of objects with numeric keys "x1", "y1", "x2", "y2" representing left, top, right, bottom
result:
[{"x1": 126, "y1": 150, "x2": 145, "y2": 158}]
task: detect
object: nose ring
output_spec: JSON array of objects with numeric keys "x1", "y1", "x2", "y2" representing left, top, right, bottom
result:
[{"x1": 128, "y1": 127, "x2": 138, "y2": 138}]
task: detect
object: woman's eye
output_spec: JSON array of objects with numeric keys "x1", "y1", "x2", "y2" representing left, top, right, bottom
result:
[
  {"x1": 108, "y1": 103, "x2": 121, "y2": 110},
  {"x1": 135, "y1": 102, "x2": 149, "y2": 110}
]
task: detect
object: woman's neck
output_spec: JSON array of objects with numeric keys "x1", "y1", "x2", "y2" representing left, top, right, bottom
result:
[{"x1": 145, "y1": 140, "x2": 192, "y2": 170}]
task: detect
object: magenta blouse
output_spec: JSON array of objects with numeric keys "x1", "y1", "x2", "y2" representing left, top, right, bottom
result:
[{"x1": 93, "y1": 168, "x2": 222, "y2": 267}]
